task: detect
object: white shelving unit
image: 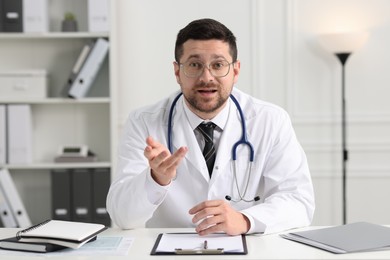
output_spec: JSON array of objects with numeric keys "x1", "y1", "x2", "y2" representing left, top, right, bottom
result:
[{"x1": 0, "y1": 1, "x2": 114, "y2": 225}]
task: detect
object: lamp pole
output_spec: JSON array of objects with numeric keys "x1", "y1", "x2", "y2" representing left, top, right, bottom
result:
[{"x1": 335, "y1": 52, "x2": 351, "y2": 225}]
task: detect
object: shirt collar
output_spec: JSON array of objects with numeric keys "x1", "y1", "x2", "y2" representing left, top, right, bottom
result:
[{"x1": 182, "y1": 95, "x2": 230, "y2": 131}]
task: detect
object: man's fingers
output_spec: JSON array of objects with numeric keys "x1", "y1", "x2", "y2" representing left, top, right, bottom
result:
[
  {"x1": 148, "y1": 145, "x2": 188, "y2": 184},
  {"x1": 188, "y1": 200, "x2": 249, "y2": 235},
  {"x1": 158, "y1": 146, "x2": 188, "y2": 170},
  {"x1": 144, "y1": 136, "x2": 169, "y2": 160},
  {"x1": 191, "y1": 206, "x2": 221, "y2": 224},
  {"x1": 146, "y1": 136, "x2": 157, "y2": 147},
  {"x1": 197, "y1": 223, "x2": 224, "y2": 236},
  {"x1": 189, "y1": 200, "x2": 222, "y2": 215},
  {"x1": 189, "y1": 200, "x2": 226, "y2": 226},
  {"x1": 196, "y1": 216, "x2": 225, "y2": 235}
]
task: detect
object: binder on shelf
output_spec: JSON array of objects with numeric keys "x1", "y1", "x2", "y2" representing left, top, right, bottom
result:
[
  {"x1": 22, "y1": 0, "x2": 48, "y2": 33},
  {"x1": 0, "y1": 168, "x2": 31, "y2": 228},
  {"x1": 88, "y1": 0, "x2": 110, "y2": 32},
  {"x1": 7, "y1": 104, "x2": 32, "y2": 164},
  {"x1": 0, "y1": 179, "x2": 18, "y2": 227},
  {"x1": 51, "y1": 169, "x2": 71, "y2": 221},
  {"x1": 0, "y1": 105, "x2": 6, "y2": 165},
  {"x1": 71, "y1": 169, "x2": 92, "y2": 222},
  {"x1": 52, "y1": 168, "x2": 111, "y2": 225},
  {"x1": 91, "y1": 168, "x2": 110, "y2": 226},
  {"x1": 0, "y1": 7, "x2": 2, "y2": 32},
  {"x1": 0, "y1": 2, "x2": 2, "y2": 31},
  {"x1": 0, "y1": 0, "x2": 23, "y2": 32},
  {"x1": 67, "y1": 38, "x2": 109, "y2": 99},
  {"x1": 62, "y1": 41, "x2": 94, "y2": 97}
]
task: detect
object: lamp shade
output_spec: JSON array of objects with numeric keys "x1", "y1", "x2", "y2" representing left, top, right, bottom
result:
[{"x1": 318, "y1": 32, "x2": 369, "y2": 54}]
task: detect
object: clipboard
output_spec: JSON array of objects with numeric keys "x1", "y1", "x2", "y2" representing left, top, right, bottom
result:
[{"x1": 150, "y1": 233, "x2": 248, "y2": 255}]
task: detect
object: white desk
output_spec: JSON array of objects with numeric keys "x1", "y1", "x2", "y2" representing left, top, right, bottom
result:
[{"x1": 1, "y1": 227, "x2": 390, "y2": 259}]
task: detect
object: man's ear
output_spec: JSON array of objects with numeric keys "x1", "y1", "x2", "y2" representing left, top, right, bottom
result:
[
  {"x1": 173, "y1": 61, "x2": 181, "y2": 84},
  {"x1": 233, "y1": 60, "x2": 241, "y2": 84}
]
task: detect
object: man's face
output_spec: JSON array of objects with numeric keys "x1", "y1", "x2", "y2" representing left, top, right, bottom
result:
[{"x1": 174, "y1": 39, "x2": 240, "y2": 120}]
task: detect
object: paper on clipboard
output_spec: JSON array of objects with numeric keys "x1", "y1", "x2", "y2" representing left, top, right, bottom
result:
[{"x1": 152, "y1": 233, "x2": 247, "y2": 255}]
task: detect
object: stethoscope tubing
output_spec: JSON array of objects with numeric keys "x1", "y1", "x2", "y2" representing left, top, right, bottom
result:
[
  {"x1": 229, "y1": 94, "x2": 255, "y2": 162},
  {"x1": 167, "y1": 92, "x2": 260, "y2": 202},
  {"x1": 167, "y1": 92, "x2": 183, "y2": 153}
]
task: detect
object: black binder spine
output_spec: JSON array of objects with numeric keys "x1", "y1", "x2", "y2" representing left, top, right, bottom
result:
[
  {"x1": 51, "y1": 167, "x2": 111, "y2": 225},
  {"x1": 91, "y1": 168, "x2": 111, "y2": 226},
  {"x1": 0, "y1": 1, "x2": 3, "y2": 31},
  {"x1": 51, "y1": 169, "x2": 71, "y2": 221},
  {"x1": 0, "y1": 0, "x2": 23, "y2": 32},
  {"x1": 71, "y1": 169, "x2": 92, "y2": 222}
]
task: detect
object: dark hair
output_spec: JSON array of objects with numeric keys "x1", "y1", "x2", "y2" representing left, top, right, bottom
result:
[{"x1": 174, "y1": 18, "x2": 237, "y2": 63}]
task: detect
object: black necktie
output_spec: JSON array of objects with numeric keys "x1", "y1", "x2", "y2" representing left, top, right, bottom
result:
[{"x1": 197, "y1": 122, "x2": 216, "y2": 176}]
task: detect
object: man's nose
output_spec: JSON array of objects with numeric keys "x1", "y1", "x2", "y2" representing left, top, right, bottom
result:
[{"x1": 198, "y1": 66, "x2": 215, "y2": 82}]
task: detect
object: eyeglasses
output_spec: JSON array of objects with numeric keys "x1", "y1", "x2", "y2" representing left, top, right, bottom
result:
[{"x1": 179, "y1": 60, "x2": 234, "y2": 78}]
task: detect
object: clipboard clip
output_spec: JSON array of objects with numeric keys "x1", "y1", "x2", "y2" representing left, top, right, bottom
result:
[{"x1": 174, "y1": 248, "x2": 224, "y2": 255}]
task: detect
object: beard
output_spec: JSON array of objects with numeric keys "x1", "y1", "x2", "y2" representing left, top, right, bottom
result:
[{"x1": 182, "y1": 81, "x2": 231, "y2": 115}]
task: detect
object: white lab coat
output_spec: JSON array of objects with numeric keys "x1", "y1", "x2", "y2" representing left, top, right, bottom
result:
[{"x1": 107, "y1": 88, "x2": 315, "y2": 234}]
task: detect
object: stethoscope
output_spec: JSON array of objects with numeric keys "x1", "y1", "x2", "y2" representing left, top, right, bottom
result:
[{"x1": 168, "y1": 92, "x2": 260, "y2": 203}]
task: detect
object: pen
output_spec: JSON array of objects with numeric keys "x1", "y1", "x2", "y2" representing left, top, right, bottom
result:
[{"x1": 203, "y1": 240, "x2": 208, "y2": 249}]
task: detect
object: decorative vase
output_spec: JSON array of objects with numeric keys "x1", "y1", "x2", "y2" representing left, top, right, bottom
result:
[{"x1": 61, "y1": 20, "x2": 78, "y2": 32}]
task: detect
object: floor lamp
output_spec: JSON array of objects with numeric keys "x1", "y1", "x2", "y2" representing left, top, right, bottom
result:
[{"x1": 318, "y1": 32, "x2": 368, "y2": 224}]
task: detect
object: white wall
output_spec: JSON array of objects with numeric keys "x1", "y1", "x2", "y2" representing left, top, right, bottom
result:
[
  {"x1": 112, "y1": 0, "x2": 390, "y2": 226},
  {"x1": 288, "y1": 0, "x2": 390, "y2": 225},
  {"x1": 113, "y1": 0, "x2": 255, "y2": 121}
]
